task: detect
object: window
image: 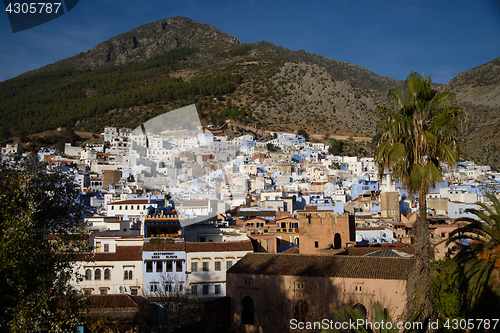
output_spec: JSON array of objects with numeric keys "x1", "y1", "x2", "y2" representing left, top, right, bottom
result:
[
  {"x1": 176, "y1": 261, "x2": 182, "y2": 272},
  {"x1": 165, "y1": 283, "x2": 173, "y2": 293},
  {"x1": 85, "y1": 269, "x2": 92, "y2": 280},
  {"x1": 277, "y1": 237, "x2": 282, "y2": 247},
  {"x1": 104, "y1": 268, "x2": 111, "y2": 280},
  {"x1": 191, "y1": 285, "x2": 198, "y2": 295},
  {"x1": 124, "y1": 270, "x2": 133, "y2": 280},
  {"x1": 84, "y1": 289, "x2": 92, "y2": 296},
  {"x1": 202, "y1": 261, "x2": 209, "y2": 272},
  {"x1": 295, "y1": 281, "x2": 305, "y2": 289},
  {"x1": 214, "y1": 261, "x2": 222, "y2": 271},
  {"x1": 202, "y1": 285, "x2": 209, "y2": 295},
  {"x1": 100, "y1": 288, "x2": 107, "y2": 295},
  {"x1": 191, "y1": 262, "x2": 198, "y2": 272},
  {"x1": 95, "y1": 269, "x2": 101, "y2": 280},
  {"x1": 166, "y1": 261, "x2": 173, "y2": 272},
  {"x1": 179, "y1": 283, "x2": 183, "y2": 292},
  {"x1": 130, "y1": 288, "x2": 138, "y2": 296},
  {"x1": 315, "y1": 241, "x2": 319, "y2": 248},
  {"x1": 215, "y1": 284, "x2": 221, "y2": 295},
  {"x1": 156, "y1": 261, "x2": 163, "y2": 273},
  {"x1": 226, "y1": 260, "x2": 233, "y2": 270},
  {"x1": 146, "y1": 262, "x2": 153, "y2": 273},
  {"x1": 150, "y1": 283, "x2": 158, "y2": 292}
]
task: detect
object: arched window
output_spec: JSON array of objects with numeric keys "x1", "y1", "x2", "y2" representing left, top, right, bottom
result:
[
  {"x1": 124, "y1": 270, "x2": 133, "y2": 280},
  {"x1": 104, "y1": 268, "x2": 111, "y2": 280},
  {"x1": 95, "y1": 269, "x2": 101, "y2": 280},
  {"x1": 242, "y1": 296, "x2": 254, "y2": 325},
  {"x1": 85, "y1": 269, "x2": 92, "y2": 280}
]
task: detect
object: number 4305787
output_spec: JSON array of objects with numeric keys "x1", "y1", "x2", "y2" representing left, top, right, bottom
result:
[{"x1": 5, "y1": 3, "x2": 62, "y2": 14}]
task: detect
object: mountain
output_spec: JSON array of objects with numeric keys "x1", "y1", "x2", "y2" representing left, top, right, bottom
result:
[
  {"x1": 442, "y1": 57, "x2": 500, "y2": 108},
  {"x1": 441, "y1": 58, "x2": 500, "y2": 169},
  {"x1": 0, "y1": 16, "x2": 499, "y2": 170},
  {"x1": 24, "y1": 16, "x2": 241, "y2": 74}
]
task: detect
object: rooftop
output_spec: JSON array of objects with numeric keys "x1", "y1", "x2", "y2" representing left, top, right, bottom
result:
[{"x1": 228, "y1": 252, "x2": 414, "y2": 280}]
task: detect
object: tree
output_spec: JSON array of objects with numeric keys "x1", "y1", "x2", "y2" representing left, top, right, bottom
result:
[
  {"x1": 0, "y1": 155, "x2": 86, "y2": 332},
  {"x1": 430, "y1": 258, "x2": 465, "y2": 331},
  {"x1": 374, "y1": 72, "x2": 464, "y2": 317},
  {"x1": 297, "y1": 128, "x2": 309, "y2": 141},
  {"x1": 328, "y1": 138, "x2": 345, "y2": 155},
  {"x1": 447, "y1": 193, "x2": 500, "y2": 316},
  {"x1": 324, "y1": 301, "x2": 427, "y2": 333}
]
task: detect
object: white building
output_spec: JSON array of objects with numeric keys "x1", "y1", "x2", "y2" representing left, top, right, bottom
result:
[
  {"x1": 142, "y1": 241, "x2": 188, "y2": 297},
  {"x1": 186, "y1": 241, "x2": 254, "y2": 298},
  {"x1": 73, "y1": 236, "x2": 144, "y2": 296}
]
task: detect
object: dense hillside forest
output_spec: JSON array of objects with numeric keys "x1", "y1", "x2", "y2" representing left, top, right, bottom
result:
[{"x1": 0, "y1": 47, "x2": 246, "y2": 138}]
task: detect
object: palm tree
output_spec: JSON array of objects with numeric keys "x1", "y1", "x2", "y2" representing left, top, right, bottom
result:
[
  {"x1": 375, "y1": 72, "x2": 464, "y2": 316},
  {"x1": 447, "y1": 193, "x2": 500, "y2": 316}
]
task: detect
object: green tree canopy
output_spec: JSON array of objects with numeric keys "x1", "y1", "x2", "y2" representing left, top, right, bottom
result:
[
  {"x1": 297, "y1": 128, "x2": 309, "y2": 141},
  {"x1": 328, "y1": 138, "x2": 345, "y2": 155},
  {"x1": 447, "y1": 193, "x2": 500, "y2": 317},
  {"x1": 0, "y1": 155, "x2": 86, "y2": 332}
]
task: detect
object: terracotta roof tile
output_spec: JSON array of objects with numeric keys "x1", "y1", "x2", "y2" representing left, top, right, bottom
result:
[
  {"x1": 344, "y1": 245, "x2": 415, "y2": 257},
  {"x1": 142, "y1": 242, "x2": 186, "y2": 252},
  {"x1": 282, "y1": 246, "x2": 300, "y2": 254},
  {"x1": 93, "y1": 246, "x2": 143, "y2": 261},
  {"x1": 228, "y1": 253, "x2": 414, "y2": 280},
  {"x1": 85, "y1": 294, "x2": 140, "y2": 310}
]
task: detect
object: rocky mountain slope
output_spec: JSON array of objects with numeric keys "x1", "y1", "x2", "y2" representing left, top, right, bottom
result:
[
  {"x1": 25, "y1": 16, "x2": 241, "y2": 73},
  {"x1": 440, "y1": 57, "x2": 500, "y2": 169}
]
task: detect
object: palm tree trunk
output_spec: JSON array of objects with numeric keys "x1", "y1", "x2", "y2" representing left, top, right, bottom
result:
[{"x1": 407, "y1": 189, "x2": 434, "y2": 318}]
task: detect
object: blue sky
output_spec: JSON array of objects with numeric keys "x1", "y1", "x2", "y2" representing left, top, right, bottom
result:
[{"x1": 1, "y1": 0, "x2": 499, "y2": 84}]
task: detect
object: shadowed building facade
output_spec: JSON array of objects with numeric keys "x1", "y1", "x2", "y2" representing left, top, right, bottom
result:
[{"x1": 227, "y1": 253, "x2": 414, "y2": 333}]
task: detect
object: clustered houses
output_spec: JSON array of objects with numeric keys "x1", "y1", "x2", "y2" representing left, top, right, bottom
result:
[{"x1": 3, "y1": 104, "x2": 500, "y2": 331}]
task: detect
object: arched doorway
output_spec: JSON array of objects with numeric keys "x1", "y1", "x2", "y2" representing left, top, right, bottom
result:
[
  {"x1": 334, "y1": 233, "x2": 342, "y2": 249},
  {"x1": 353, "y1": 303, "x2": 367, "y2": 317},
  {"x1": 242, "y1": 296, "x2": 254, "y2": 325},
  {"x1": 294, "y1": 300, "x2": 309, "y2": 322}
]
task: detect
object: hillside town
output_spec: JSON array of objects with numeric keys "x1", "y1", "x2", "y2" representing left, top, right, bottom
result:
[{"x1": 2, "y1": 104, "x2": 500, "y2": 332}]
